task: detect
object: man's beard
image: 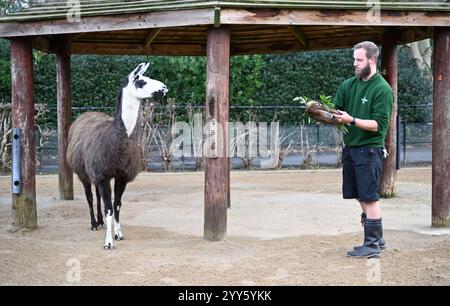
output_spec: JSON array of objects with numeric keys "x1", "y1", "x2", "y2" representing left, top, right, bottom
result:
[{"x1": 355, "y1": 63, "x2": 371, "y2": 79}]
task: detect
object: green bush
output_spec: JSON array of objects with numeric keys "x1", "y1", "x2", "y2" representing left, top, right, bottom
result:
[
  {"x1": 397, "y1": 46, "x2": 432, "y2": 123},
  {"x1": 0, "y1": 39, "x2": 10, "y2": 101},
  {"x1": 0, "y1": 39, "x2": 432, "y2": 125},
  {"x1": 255, "y1": 49, "x2": 353, "y2": 123}
]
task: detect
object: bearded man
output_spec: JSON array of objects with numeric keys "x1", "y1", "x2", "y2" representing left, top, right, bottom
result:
[{"x1": 333, "y1": 41, "x2": 393, "y2": 258}]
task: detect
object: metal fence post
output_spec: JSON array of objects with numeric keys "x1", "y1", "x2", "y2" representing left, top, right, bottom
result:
[
  {"x1": 12, "y1": 128, "x2": 21, "y2": 194},
  {"x1": 403, "y1": 120, "x2": 407, "y2": 165}
]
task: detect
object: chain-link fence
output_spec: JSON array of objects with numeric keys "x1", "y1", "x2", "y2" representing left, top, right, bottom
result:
[
  {"x1": 29, "y1": 104, "x2": 432, "y2": 173},
  {"x1": 0, "y1": 103, "x2": 433, "y2": 174}
]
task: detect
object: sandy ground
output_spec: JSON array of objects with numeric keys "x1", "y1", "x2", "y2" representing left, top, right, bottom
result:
[{"x1": 0, "y1": 168, "x2": 449, "y2": 286}]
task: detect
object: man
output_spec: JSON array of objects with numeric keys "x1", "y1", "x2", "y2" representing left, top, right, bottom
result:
[{"x1": 333, "y1": 41, "x2": 393, "y2": 258}]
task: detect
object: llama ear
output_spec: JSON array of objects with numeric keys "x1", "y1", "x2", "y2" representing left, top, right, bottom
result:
[
  {"x1": 130, "y1": 63, "x2": 145, "y2": 78},
  {"x1": 140, "y1": 63, "x2": 150, "y2": 75}
]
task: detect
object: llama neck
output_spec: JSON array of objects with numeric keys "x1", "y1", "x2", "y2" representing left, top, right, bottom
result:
[{"x1": 120, "y1": 88, "x2": 141, "y2": 137}]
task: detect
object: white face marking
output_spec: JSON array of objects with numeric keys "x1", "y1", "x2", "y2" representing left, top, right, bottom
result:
[
  {"x1": 121, "y1": 63, "x2": 168, "y2": 137},
  {"x1": 132, "y1": 75, "x2": 167, "y2": 99}
]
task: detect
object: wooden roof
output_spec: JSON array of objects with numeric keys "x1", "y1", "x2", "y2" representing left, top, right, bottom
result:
[
  {"x1": 1, "y1": 1, "x2": 449, "y2": 55},
  {"x1": 2, "y1": 1, "x2": 450, "y2": 21}
]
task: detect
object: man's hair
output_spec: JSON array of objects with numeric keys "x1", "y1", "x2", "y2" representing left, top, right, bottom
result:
[{"x1": 353, "y1": 41, "x2": 379, "y2": 61}]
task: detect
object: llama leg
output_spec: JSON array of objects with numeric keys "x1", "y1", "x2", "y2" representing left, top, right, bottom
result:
[
  {"x1": 113, "y1": 177, "x2": 127, "y2": 240},
  {"x1": 98, "y1": 179, "x2": 114, "y2": 250},
  {"x1": 83, "y1": 182, "x2": 98, "y2": 230},
  {"x1": 95, "y1": 185, "x2": 104, "y2": 228}
]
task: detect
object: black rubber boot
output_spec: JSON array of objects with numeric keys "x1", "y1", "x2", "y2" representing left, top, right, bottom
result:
[
  {"x1": 354, "y1": 213, "x2": 386, "y2": 250},
  {"x1": 347, "y1": 218, "x2": 382, "y2": 258}
]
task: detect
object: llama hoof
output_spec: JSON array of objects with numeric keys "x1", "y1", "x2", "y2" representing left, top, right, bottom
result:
[
  {"x1": 97, "y1": 222, "x2": 105, "y2": 228},
  {"x1": 104, "y1": 243, "x2": 115, "y2": 250},
  {"x1": 114, "y1": 234, "x2": 124, "y2": 241},
  {"x1": 91, "y1": 225, "x2": 98, "y2": 231}
]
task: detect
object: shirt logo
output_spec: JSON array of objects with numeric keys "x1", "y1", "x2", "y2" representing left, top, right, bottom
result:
[{"x1": 361, "y1": 96, "x2": 368, "y2": 104}]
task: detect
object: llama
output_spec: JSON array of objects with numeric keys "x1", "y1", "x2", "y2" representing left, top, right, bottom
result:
[{"x1": 67, "y1": 63, "x2": 167, "y2": 249}]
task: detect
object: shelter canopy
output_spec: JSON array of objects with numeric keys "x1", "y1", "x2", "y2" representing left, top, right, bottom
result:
[{"x1": 0, "y1": 0, "x2": 449, "y2": 55}]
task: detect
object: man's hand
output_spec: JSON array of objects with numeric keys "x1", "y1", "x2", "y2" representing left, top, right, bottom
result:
[
  {"x1": 301, "y1": 100, "x2": 349, "y2": 133},
  {"x1": 334, "y1": 112, "x2": 379, "y2": 132},
  {"x1": 333, "y1": 111, "x2": 353, "y2": 125}
]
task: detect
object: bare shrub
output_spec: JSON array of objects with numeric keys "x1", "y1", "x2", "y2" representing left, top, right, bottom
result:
[
  {"x1": 0, "y1": 103, "x2": 12, "y2": 174},
  {"x1": 277, "y1": 130, "x2": 295, "y2": 169}
]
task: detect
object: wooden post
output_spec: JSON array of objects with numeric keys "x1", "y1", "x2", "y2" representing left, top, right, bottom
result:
[
  {"x1": 432, "y1": 27, "x2": 450, "y2": 227},
  {"x1": 380, "y1": 32, "x2": 398, "y2": 198},
  {"x1": 56, "y1": 41, "x2": 74, "y2": 200},
  {"x1": 227, "y1": 165, "x2": 230, "y2": 209},
  {"x1": 10, "y1": 38, "x2": 37, "y2": 230},
  {"x1": 204, "y1": 26, "x2": 230, "y2": 241}
]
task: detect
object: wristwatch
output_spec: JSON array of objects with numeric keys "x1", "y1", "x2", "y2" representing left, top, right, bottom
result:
[{"x1": 350, "y1": 117, "x2": 356, "y2": 126}]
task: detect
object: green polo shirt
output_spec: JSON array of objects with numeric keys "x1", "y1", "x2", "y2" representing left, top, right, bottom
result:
[{"x1": 333, "y1": 73, "x2": 393, "y2": 147}]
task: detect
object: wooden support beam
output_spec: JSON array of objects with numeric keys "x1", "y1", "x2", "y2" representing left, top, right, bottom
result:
[
  {"x1": 231, "y1": 33, "x2": 380, "y2": 55},
  {"x1": 289, "y1": 26, "x2": 308, "y2": 48},
  {"x1": 380, "y1": 31, "x2": 398, "y2": 198},
  {"x1": 70, "y1": 42, "x2": 206, "y2": 56},
  {"x1": 221, "y1": 9, "x2": 450, "y2": 27},
  {"x1": 432, "y1": 27, "x2": 450, "y2": 228},
  {"x1": 0, "y1": 8, "x2": 215, "y2": 37},
  {"x1": 401, "y1": 27, "x2": 433, "y2": 44},
  {"x1": 10, "y1": 38, "x2": 37, "y2": 230},
  {"x1": 204, "y1": 26, "x2": 230, "y2": 241},
  {"x1": 56, "y1": 41, "x2": 74, "y2": 200},
  {"x1": 364, "y1": 26, "x2": 387, "y2": 35},
  {"x1": 67, "y1": 33, "x2": 86, "y2": 42},
  {"x1": 143, "y1": 28, "x2": 161, "y2": 49},
  {"x1": 214, "y1": 7, "x2": 221, "y2": 28},
  {"x1": 31, "y1": 36, "x2": 54, "y2": 53}
]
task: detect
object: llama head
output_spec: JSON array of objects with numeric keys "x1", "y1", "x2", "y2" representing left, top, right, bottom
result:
[{"x1": 125, "y1": 63, "x2": 168, "y2": 99}]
